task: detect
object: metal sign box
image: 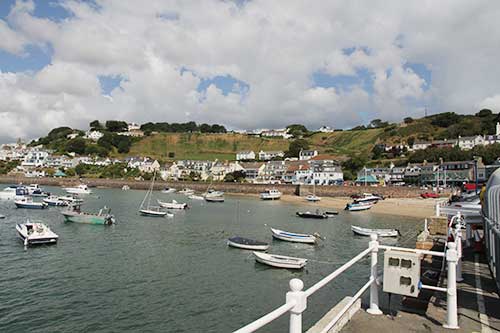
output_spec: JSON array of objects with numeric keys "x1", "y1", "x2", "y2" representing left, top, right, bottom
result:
[{"x1": 383, "y1": 249, "x2": 421, "y2": 297}]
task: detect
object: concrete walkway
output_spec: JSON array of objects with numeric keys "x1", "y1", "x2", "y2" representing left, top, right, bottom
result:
[{"x1": 342, "y1": 248, "x2": 500, "y2": 332}]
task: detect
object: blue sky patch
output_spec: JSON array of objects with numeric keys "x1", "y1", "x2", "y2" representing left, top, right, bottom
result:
[
  {"x1": 98, "y1": 75, "x2": 124, "y2": 95},
  {"x1": 197, "y1": 75, "x2": 250, "y2": 97},
  {"x1": 404, "y1": 62, "x2": 431, "y2": 90},
  {"x1": 312, "y1": 68, "x2": 374, "y2": 94},
  {"x1": 0, "y1": 0, "x2": 72, "y2": 21},
  {"x1": 0, "y1": 44, "x2": 52, "y2": 73}
]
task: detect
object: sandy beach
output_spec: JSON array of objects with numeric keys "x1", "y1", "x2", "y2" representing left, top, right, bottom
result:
[{"x1": 228, "y1": 193, "x2": 438, "y2": 219}]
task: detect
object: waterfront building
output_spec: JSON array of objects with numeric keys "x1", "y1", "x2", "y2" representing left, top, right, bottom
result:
[
  {"x1": 262, "y1": 161, "x2": 287, "y2": 183},
  {"x1": 236, "y1": 151, "x2": 255, "y2": 161},
  {"x1": 299, "y1": 149, "x2": 318, "y2": 161},
  {"x1": 240, "y1": 162, "x2": 265, "y2": 182},
  {"x1": 21, "y1": 149, "x2": 49, "y2": 168},
  {"x1": 258, "y1": 150, "x2": 284, "y2": 161}
]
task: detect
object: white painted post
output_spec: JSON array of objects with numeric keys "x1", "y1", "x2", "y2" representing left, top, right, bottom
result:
[
  {"x1": 436, "y1": 202, "x2": 441, "y2": 216},
  {"x1": 286, "y1": 279, "x2": 306, "y2": 333},
  {"x1": 455, "y1": 223, "x2": 464, "y2": 282},
  {"x1": 443, "y1": 242, "x2": 460, "y2": 329},
  {"x1": 367, "y1": 234, "x2": 383, "y2": 315}
]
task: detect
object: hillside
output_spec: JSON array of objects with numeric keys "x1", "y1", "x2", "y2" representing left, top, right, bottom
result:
[{"x1": 124, "y1": 133, "x2": 290, "y2": 161}]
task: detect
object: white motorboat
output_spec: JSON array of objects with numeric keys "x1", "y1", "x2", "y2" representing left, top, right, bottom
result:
[
  {"x1": 204, "y1": 189, "x2": 225, "y2": 198},
  {"x1": 0, "y1": 186, "x2": 28, "y2": 200},
  {"x1": 64, "y1": 184, "x2": 92, "y2": 195},
  {"x1": 157, "y1": 199, "x2": 187, "y2": 209},
  {"x1": 139, "y1": 171, "x2": 168, "y2": 217},
  {"x1": 253, "y1": 251, "x2": 307, "y2": 269},
  {"x1": 270, "y1": 228, "x2": 316, "y2": 244},
  {"x1": 260, "y1": 188, "x2": 282, "y2": 200},
  {"x1": 161, "y1": 187, "x2": 177, "y2": 194},
  {"x1": 205, "y1": 195, "x2": 224, "y2": 202},
  {"x1": 345, "y1": 202, "x2": 373, "y2": 211},
  {"x1": 43, "y1": 195, "x2": 69, "y2": 206},
  {"x1": 15, "y1": 197, "x2": 48, "y2": 209},
  {"x1": 227, "y1": 237, "x2": 270, "y2": 251},
  {"x1": 58, "y1": 195, "x2": 84, "y2": 204},
  {"x1": 353, "y1": 193, "x2": 383, "y2": 204},
  {"x1": 188, "y1": 194, "x2": 204, "y2": 200},
  {"x1": 16, "y1": 220, "x2": 58, "y2": 246},
  {"x1": 306, "y1": 194, "x2": 321, "y2": 202},
  {"x1": 26, "y1": 184, "x2": 49, "y2": 197},
  {"x1": 179, "y1": 188, "x2": 195, "y2": 195},
  {"x1": 0, "y1": 214, "x2": 5, "y2": 219},
  {"x1": 351, "y1": 225, "x2": 400, "y2": 237}
]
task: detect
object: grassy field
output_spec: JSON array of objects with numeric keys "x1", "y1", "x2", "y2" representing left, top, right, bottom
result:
[
  {"x1": 308, "y1": 128, "x2": 384, "y2": 157},
  {"x1": 127, "y1": 133, "x2": 290, "y2": 161}
]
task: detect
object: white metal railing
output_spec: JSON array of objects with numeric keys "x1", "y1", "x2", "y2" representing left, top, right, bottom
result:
[{"x1": 234, "y1": 225, "x2": 463, "y2": 333}]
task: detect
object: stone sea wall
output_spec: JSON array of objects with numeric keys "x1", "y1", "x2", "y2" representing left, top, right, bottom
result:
[{"x1": 0, "y1": 175, "x2": 429, "y2": 198}]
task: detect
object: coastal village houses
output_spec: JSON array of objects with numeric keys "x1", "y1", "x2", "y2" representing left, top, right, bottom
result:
[{"x1": 236, "y1": 151, "x2": 256, "y2": 161}]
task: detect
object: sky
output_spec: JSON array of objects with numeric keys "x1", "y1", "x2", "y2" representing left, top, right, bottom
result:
[{"x1": 0, "y1": 0, "x2": 500, "y2": 142}]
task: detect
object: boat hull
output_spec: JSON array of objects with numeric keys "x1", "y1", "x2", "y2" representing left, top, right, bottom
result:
[
  {"x1": 351, "y1": 226, "x2": 399, "y2": 237},
  {"x1": 253, "y1": 252, "x2": 307, "y2": 269},
  {"x1": 271, "y1": 228, "x2": 316, "y2": 244},
  {"x1": 296, "y1": 212, "x2": 328, "y2": 219},
  {"x1": 16, "y1": 224, "x2": 58, "y2": 245},
  {"x1": 205, "y1": 197, "x2": 224, "y2": 202},
  {"x1": 139, "y1": 209, "x2": 167, "y2": 217},
  {"x1": 227, "y1": 238, "x2": 269, "y2": 251},
  {"x1": 15, "y1": 202, "x2": 47, "y2": 209},
  {"x1": 62, "y1": 212, "x2": 113, "y2": 225}
]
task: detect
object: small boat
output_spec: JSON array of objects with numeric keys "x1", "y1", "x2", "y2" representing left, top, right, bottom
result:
[
  {"x1": 253, "y1": 251, "x2": 307, "y2": 269},
  {"x1": 63, "y1": 184, "x2": 92, "y2": 195},
  {"x1": 161, "y1": 187, "x2": 176, "y2": 194},
  {"x1": 260, "y1": 188, "x2": 282, "y2": 200},
  {"x1": 352, "y1": 193, "x2": 383, "y2": 204},
  {"x1": 157, "y1": 199, "x2": 187, "y2": 209},
  {"x1": 306, "y1": 194, "x2": 321, "y2": 202},
  {"x1": 139, "y1": 171, "x2": 168, "y2": 217},
  {"x1": 26, "y1": 184, "x2": 49, "y2": 197},
  {"x1": 16, "y1": 220, "x2": 58, "y2": 246},
  {"x1": 58, "y1": 195, "x2": 84, "y2": 204},
  {"x1": 204, "y1": 189, "x2": 225, "y2": 198},
  {"x1": 325, "y1": 210, "x2": 339, "y2": 216},
  {"x1": 227, "y1": 237, "x2": 270, "y2": 250},
  {"x1": 179, "y1": 188, "x2": 195, "y2": 195},
  {"x1": 62, "y1": 205, "x2": 115, "y2": 225},
  {"x1": 122, "y1": 185, "x2": 130, "y2": 191},
  {"x1": 188, "y1": 194, "x2": 204, "y2": 200},
  {"x1": 15, "y1": 197, "x2": 48, "y2": 209},
  {"x1": 0, "y1": 186, "x2": 28, "y2": 201},
  {"x1": 205, "y1": 195, "x2": 224, "y2": 202},
  {"x1": 296, "y1": 210, "x2": 328, "y2": 219},
  {"x1": 345, "y1": 202, "x2": 373, "y2": 211},
  {"x1": 0, "y1": 214, "x2": 5, "y2": 219},
  {"x1": 270, "y1": 227, "x2": 316, "y2": 244},
  {"x1": 43, "y1": 195, "x2": 69, "y2": 206},
  {"x1": 351, "y1": 225, "x2": 400, "y2": 237}
]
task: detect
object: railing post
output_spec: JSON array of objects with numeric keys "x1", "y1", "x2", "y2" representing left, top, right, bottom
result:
[
  {"x1": 367, "y1": 234, "x2": 383, "y2": 315},
  {"x1": 455, "y1": 222, "x2": 464, "y2": 282},
  {"x1": 286, "y1": 279, "x2": 306, "y2": 333},
  {"x1": 436, "y1": 202, "x2": 441, "y2": 216},
  {"x1": 443, "y1": 242, "x2": 460, "y2": 329}
]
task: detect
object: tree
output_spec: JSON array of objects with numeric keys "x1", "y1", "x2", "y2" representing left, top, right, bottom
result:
[
  {"x1": 371, "y1": 145, "x2": 385, "y2": 160},
  {"x1": 105, "y1": 120, "x2": 128, "y2": 132},
  {"x1": 65, "y1": 138, "x2": 86, "y2": 155},
  {"x1": 369, "y1": 119, "x2": 389, "y2": 128},
  {"x1": 224, "y1": 170, "x2": 246, "y2": 182},
  {"x1": 407, "y1": 136, "x2": 415, "y2": 147},
  {"x1": 476, "y1": 109, "x2": 493, "y2": 118},
  {"x1": 286, "y1": 124, "x2": 308, "y2": 137},
  {"x1": 403, "y1": 117, "x2": 414, "y2": 124},
  {"x1": 90, "y1": 120, "x2": 103, "y2": 130},
  {"x1": 285, "y1": 139, "x2": 309, "y2": 157}
]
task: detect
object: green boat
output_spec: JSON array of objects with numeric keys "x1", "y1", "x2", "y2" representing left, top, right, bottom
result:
[{"x1": 62, "y1": 206, "x2": 114, "y2": 225}]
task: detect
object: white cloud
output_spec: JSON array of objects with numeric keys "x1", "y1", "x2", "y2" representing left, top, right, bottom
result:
[{"x1": 0, "y1": 0, "x2": 499, "y2": 141}]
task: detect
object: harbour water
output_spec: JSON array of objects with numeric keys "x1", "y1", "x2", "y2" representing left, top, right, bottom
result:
[{"x1": 0, "y1": 187, "x2": 421, "y2": 332}]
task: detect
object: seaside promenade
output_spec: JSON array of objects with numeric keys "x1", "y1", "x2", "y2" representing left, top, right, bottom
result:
[{"x1": 341, "y1": 248, "x2": 500, "y2": 332}]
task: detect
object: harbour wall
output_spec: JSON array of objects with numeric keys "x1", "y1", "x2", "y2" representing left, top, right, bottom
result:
[{"x1": 0, "y1": 175, "x2": 428, "y2": 198}]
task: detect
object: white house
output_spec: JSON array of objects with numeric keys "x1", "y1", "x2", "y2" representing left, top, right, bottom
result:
[
  {"x1": 66, "y1": 133, "x2": 79, "y2": 140},
  {"x1": 458, "y1": 135, "x2": 485, "y2": 150},
  {"x1": 299, "y1": 149, "x2": 318, "y2": 161},
  {"x1": 21, "y1": 149, "x2": 49, "y2": 168},
  {"x1": 138, "y1": 160, "x2": 160, "y2": 173},
  {"x1": 128, "y1": 123, "x2": 141, "y2": 131},
  {"x1": 310, "y1": 166, "x2": 343, "y2": 185},
  {"x1": 236, "y1": 151, "x2": 256, "y2": 161},
  {"x1": 411, "y1": 141, "x2": 431, "y2": 151},
  {"x1": 318, "y1": 126, "x2": 334, "y2": 133},
  {"x1": 84, "y1": 130, "x2": 104, "y2": 141},
  {"x1": 258, "y1": 150, "x2": 284, "y2": 161}
]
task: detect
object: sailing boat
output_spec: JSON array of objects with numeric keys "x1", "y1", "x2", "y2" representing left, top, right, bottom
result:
[
  {"x1": 306, "y1": 181, "x2": 321, "y2": 202},
  {"x1": 227, "y1": 201, "x2": 270, "y2": 250},
  {"x1": 139, "y1": 171, "x2": 169, "y2": 217},
  {"x1": 203, "y1": 172, "x2": 224, "y2": 202}
]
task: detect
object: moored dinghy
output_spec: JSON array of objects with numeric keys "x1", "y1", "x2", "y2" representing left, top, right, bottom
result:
[
  {"x1": 157, "y1": 199, "x2": 187, "y2": 209},
  {"x1": 296, "y1": 210, "x2": 328, "y2": 219},
  {"x1": 351, "y1": 225, "x2": 400, "y2": 237},
  {"x1": 139, "y1": 171, "x2": 168, "y2": 217},
  {"x1": 253, "y1": 251, "x2": 307, "y2": 269},
  {"x1": 227, "y1": 237, "x2": 270, "y2": 251},
  {"x1": 345, "y1": 202, "x2": 373, "y2": 211},
  {"x1": 270, "y1": 228, "x2": 316, "y2": 244}
]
